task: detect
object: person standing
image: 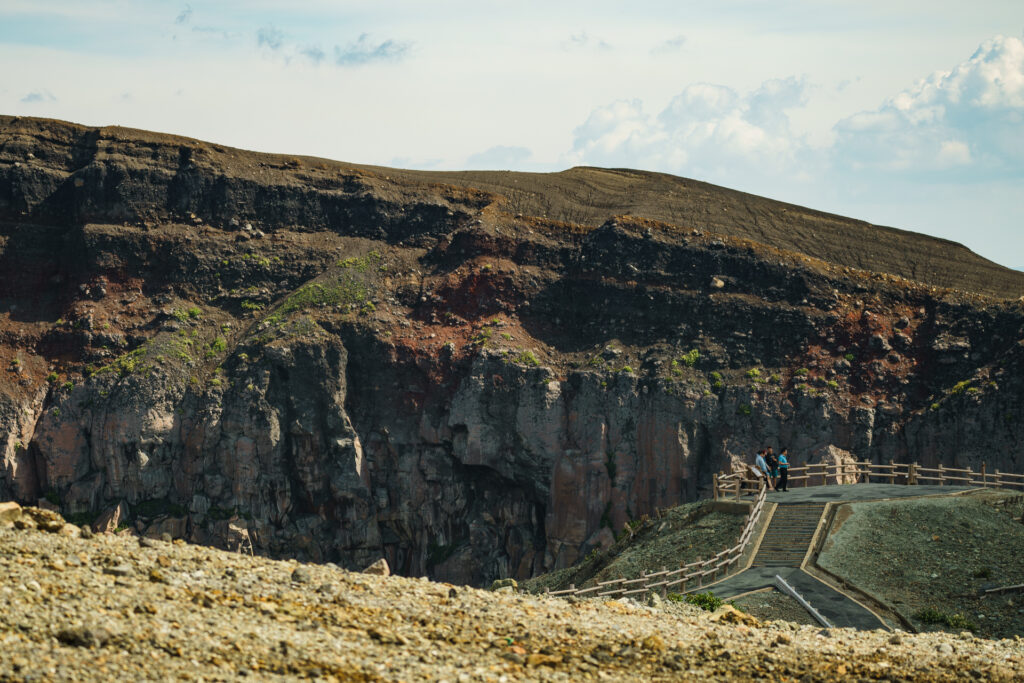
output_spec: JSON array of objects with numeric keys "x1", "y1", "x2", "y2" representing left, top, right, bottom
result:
[
  {"x1": 778, "y1": 448, "x2": 790, "y2": 492},
  {"x1": 766, "y1": 447, "x2": 779, "y2": 491},
  {"x1": 754, "y1": 450, "x2": 769, "y2": 483}
]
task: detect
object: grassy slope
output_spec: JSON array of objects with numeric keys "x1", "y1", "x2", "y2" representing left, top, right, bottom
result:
[
  {"x1": 817, "y1": 490, "x2": 1024, "y2": 639},
  {"x1": 523, "y1": 500, "x2": 745, "y2": 593}
]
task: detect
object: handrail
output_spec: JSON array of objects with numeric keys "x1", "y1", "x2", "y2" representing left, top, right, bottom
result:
[
  {"x1": 713, "y1": 459, "x2": 1024, "y2": 499},
  {"x1": 546, "y1": 480, "x2": 769, "y2": 601},
  {"x1": 542, "y1": 459, "x2": 1021, "y2": 602}
]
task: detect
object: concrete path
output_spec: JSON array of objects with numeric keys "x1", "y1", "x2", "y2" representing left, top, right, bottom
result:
[
  {"x1": 709, "y1": 567, "x2": 887, "y2": 630},
  {"x1": 765, "y1": 483, "x2": 971, "y2": 505},
  {"x1": 700, "y1": 483, "x2": 975, "y2": 630}
]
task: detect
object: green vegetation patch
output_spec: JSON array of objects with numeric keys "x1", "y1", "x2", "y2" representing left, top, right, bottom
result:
[
  {"x1": 680, "y1": 348, "x2": 700, "y2": 367},
  {"x1": 676, "y1": 591, "x2": 724, "y2": 611},
  {"x1": 280, "y1": 280, "x2": 369, "y2": 314},
  {"x1": 513, "y1": 350, "x2": 540, "y2": 367},
  {"x1": 913, "y1": 607, "x2": 977, "y2": 632},
  {"x1": 94, "y1": 346, "x2": 149, "y2": 378},
  {"x1": 276, "y1": 250, "x2": 383, "y2": 317},
  {"x1": 950, "y1": 380, "x2": 971, "y2": 395}
]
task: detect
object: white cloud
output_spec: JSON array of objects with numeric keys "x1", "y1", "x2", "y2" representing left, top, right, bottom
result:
[
  {"x1": 334, "y1": 33, "x2": 411, "y2": 66},
  {"x1": 563, "y1": 32, "x2": 612, "y2": 52},
  {"x1": 254, "y1": 27, "x2": 409, "y2": 67},
  {"x1": 651, "y1": 34, "x2": 686, "y2": 55},
  {"x1": 569, "y1": 77, "x2": 811, "y2": 185},
  {"x1": 833, "y1": 35, "x2": 1024, "y2": 176},
  {"x1": 175, "y1": 5, "x2": 192, "y2": 25},
  {"x1": 300, "y1": 45, "x2": 326, "y2": 63},
  {"x1": 466, "y1": 145, "x2": 532, "y2": 169},
  {"x1": 937, "y1": 140, "x2": 971, "y2": 166},
  {"x1": 20, "y1": 89, "x2": 56, "y2": 103},
  {"x1": 256, "y1": 26, "x2": 284, "y2": 51}
]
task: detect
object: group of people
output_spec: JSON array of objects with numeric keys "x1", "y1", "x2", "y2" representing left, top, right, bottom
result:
[{"x1": 754, "y1": 446, "x2": 790, "y2": 492}]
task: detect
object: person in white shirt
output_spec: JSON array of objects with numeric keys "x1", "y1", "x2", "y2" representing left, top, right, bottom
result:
[{"x1": 754, "y1": 450, "x2": 769, "y2": 481}]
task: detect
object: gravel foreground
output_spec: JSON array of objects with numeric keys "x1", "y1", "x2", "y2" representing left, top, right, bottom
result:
[{"x1": 2, "y1": 506, "x2": 1023, "y2": 682}]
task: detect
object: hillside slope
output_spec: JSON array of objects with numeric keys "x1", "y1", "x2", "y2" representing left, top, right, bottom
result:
[
  {"x1": 369, "y1": 165, "x2": 1024, "y2": 300},
  {"x1": 3, "y1": 115, "x2": 1023, "y2": 297},
  {"x1": 818, "y1": 490, "x2": 1024, "y2": 639}
]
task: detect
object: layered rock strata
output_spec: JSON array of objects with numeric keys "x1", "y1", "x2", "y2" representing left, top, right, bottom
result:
[{"x1": 1, "y1": 116, "x2": 1022, "y2": 585}]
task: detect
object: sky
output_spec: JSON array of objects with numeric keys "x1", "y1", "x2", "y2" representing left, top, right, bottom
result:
[{"x1": 2, "y1": 1, "x2": 1022, "y2": 269}]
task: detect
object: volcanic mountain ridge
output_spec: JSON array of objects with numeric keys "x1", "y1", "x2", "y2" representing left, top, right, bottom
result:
[{"x1": 0, "y1": 115, "x2": 1022, "y2": 586}]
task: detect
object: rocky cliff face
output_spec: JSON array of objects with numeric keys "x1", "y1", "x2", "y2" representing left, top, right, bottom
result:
[{"x1": 1, "y1": 116, "x2": 1023, "y2": 586}]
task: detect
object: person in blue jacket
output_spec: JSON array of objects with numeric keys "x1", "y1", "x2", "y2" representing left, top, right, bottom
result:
[{"x1": 777, "y1": 447, "x2": 790, "y2": 492}]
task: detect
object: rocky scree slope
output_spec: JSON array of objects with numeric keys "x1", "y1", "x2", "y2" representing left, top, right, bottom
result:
[
  {"x1": 5, "y1": 505, "x2": 1024, "y2": 682},
  {"x1": 0, "y1": 116, "x2": 1023, "y2": 587}
]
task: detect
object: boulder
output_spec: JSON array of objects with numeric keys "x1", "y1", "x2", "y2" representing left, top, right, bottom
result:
[
  {"x1": 25, "y1": 507, "x2": 66, "y2": 533},
  {"x1": 93, "y1": 501, "x2": 129, "y2": 534},
  {"x1": 0, "y1": 501, "x2": 21, "y2": 525},
  {"x1": 710, "y1": 605, "x2": 760, "y2": 627},
  {"x1": 58, "y1": 523, "x2": 82, "y2": 538},
  {"x1": 362, "y1": 558, "x2": 390, "y2": 576},
  {"x1": 225, "y1": 519, "x2": 254, "y2": 554},
  {"x1": 145, "y1": 516, "x2": 187, "y2": 540},
  {"x1": 812, "y1": 445, "x2": 860, "y2": 484}
]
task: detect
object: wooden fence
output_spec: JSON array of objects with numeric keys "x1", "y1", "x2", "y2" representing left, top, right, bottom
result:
[
  {"x1": 544, "y1": 482, "x2": 768, "y2": 600},
  {"x1": 713, "y1": 460, "x2": 1024, "y2": 500},
  {"x1": 541, "y1": 459, "x2": 1023, "y2": 602}
]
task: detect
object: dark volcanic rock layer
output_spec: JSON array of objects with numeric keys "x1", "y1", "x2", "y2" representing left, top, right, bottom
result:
[{"x1": 1, "y1": 116, "x2": 1023, "y2": 586}]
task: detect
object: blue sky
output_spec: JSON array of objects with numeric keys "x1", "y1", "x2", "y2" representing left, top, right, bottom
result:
[{"x1": 3, "y1": 0, "x2": 1023, "y2": 271}]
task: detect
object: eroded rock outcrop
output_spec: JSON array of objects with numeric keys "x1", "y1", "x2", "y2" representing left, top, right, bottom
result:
[{"x1": 1, "y1": 117, "x2": 1023, "y2": 586}]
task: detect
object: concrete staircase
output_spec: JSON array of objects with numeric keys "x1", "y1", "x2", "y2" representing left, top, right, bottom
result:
[{"x1": 752, "y1": 503, "x2": 825, "y2": 567}]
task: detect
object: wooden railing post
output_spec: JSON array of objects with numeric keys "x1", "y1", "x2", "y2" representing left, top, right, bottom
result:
[
  {"x1": 713, "y1": 474, "x2": 719, "y2": 500},
  {"x1": 909, "y1": 462, "x2": 917, "y2": 485},
  {"x1": 938, "y1": 463, "x2": 945, "y2": 486},
  {"x1": 981, "y1": 462, "x2": 986, "y2": 485}
]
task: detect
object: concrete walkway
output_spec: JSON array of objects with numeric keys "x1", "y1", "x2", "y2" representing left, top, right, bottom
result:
[
  {"x1": 765, "y1": 483, "x2": 971, "y2": 505},
  {"x1": 708, "y1": 567, "x2": 886, "y2": 630},
  {"x1": 701, "y1": 483, "x2": 975, "y2": 630}
]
